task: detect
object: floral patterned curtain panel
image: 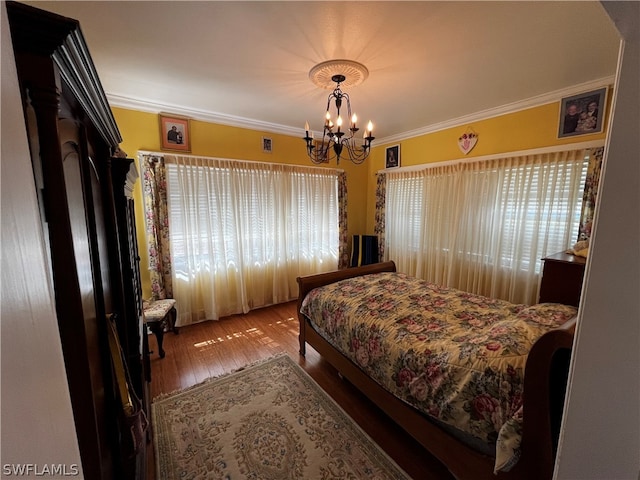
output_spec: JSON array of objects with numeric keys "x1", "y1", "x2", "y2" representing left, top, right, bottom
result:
[
  {"x1": 578, "y1": 147, "x2": 604, "y2": 241},
  {"x1": 139, "y1": 154, "x2": 173, "y2": 300},
  {"x1": 338, "y1": 171, "x2": 349, "y2": 269},
  {"x1": 374, "y1": 173, "x2": 386, "y2": 262}
]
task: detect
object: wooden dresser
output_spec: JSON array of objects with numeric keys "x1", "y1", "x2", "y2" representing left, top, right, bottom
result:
[
  {"x1": 539, "y1": 252, "x2": 587, "y2": 307},
  {"x1": 7, "y1": 3, "x2": 148, "y2": 479}
]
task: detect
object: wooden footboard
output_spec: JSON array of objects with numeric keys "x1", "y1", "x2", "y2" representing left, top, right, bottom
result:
[
  {"x1": 296, "y1": 262, "x2": 576, "y2": 480},
  {"x1": 516, "y1": 316, "x2": 576, "y2": 477},
  {"x1": 296, "y1": 261, "x2": 397, "y2": 356}
]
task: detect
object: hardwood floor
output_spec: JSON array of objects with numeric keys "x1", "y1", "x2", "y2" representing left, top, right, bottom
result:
[{"x1": 145, "y1": 301, "x2": 454, "y2": 480}]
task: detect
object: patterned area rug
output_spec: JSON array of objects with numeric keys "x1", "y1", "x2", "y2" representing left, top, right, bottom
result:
[{"x1": 152, "y1": 354, "x2": 411, "y2": 479}]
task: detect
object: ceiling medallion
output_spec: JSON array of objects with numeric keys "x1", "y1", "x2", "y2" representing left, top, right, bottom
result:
[
  {"x1": 303, "y1": 60, "x2": 374, "y2": 165},
  {"x1": 308, "y1": 59, "x2": 369, "y2": 90}
]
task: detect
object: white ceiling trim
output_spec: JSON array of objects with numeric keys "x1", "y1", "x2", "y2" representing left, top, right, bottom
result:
[
  {"x1": 107, "y1": 93, "x2": 302, "y2": 137},
  {"x1": 377, "y1": 76, "x2": 616, "y2": 145},
  {"x1": 108, "y1": 75, "x2": 615, "y2": 145}
]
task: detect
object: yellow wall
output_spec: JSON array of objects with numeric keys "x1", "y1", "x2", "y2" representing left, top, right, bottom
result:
[
  {"x1": 113, "y1": 92, "x2": 609, "y2": 298},
  {"x1": 112, "y1": 107, "x2": 369, "y2": 297},
  {"x1": 364, "y1": 98, "x2": 611, "y2": 232}
]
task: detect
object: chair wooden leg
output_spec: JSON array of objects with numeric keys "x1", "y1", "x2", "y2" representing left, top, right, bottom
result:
[
  {"x1": 144, "y1": 303, "x2": 178, "y2": 358},
  {"x1": 147, "y1": 321, "x2": 165, "y2": 358},
  {"x1": 169, "y1": 306, "x2": 179, "y2": 334}
]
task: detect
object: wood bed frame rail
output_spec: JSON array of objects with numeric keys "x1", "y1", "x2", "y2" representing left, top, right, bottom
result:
[{"x1": 296, "y1": 261, "x2": 576, "y2": 480}]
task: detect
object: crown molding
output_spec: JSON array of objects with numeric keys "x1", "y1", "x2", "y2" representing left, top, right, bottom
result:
[
  {"x1": 106, "y1": 93, "x2": 302, "y2": 137},
  {"x1": 107, "y1": 75, "x2": 615, "y2": 144},
  {"x1": 376, "y1": 76, "x2": 616, "y2": 145}
]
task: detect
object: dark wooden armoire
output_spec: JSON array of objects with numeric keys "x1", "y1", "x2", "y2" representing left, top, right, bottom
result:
[{"x1": 7, "y1": 3, "x2": 149, "y2": 479}]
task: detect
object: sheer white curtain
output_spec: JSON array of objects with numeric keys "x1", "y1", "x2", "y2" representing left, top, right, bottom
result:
[
  {"x1": 385, "y1": 149, "x2": 589, "y2": 305},
  {"x1": 165, "y1": 155, "x2": 339, "y2": 325}
]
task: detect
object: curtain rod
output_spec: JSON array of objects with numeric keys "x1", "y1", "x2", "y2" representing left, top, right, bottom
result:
[
  {"x1": 376, "y1": 139, "x2": 606, "y2": 174},
  {"x1": 137, "y1": 150, "x2": 344, "y2": 173}
]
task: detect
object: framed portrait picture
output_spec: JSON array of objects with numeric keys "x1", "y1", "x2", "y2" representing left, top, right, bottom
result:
[
  {"x1": 558, "y1": 87, "x2": 607, "y2": 138},
  {"x1": 385, "y1": 144, "x2": 400, "y2": 168},
  {"x1": 160, "y1": 113, "x2": 191, "y2": 152},
  {"x1": 262, "y1": 137, "x2": 273, "y2": 153}
]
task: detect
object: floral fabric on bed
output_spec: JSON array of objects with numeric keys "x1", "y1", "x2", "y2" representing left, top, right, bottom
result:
[{"x1": 299, "y1": 272, "x2": 577, "y2": 472}]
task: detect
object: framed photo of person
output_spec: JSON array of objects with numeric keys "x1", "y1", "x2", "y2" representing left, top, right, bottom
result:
[
  {"x1": 262, "y1": 136, "x2": 273, "y2": 153},
  {"x1": 558, "y1": 87, "x2": 607, "y2": 138},
  {"x1": 160, "y1": 113, "x2": 191, "y2": 152},
  {"x1": 385, "y1": 144, "x2": 400, "y2": 168}
]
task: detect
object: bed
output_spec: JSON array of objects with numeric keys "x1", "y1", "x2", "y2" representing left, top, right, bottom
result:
[{"x1": 296, "y1": 261, "x2": 577, "y2": 480}]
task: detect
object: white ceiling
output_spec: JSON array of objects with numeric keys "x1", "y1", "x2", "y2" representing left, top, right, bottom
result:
[{"x1": 24, "y1": 1, "x2": 621, "y2": 142}]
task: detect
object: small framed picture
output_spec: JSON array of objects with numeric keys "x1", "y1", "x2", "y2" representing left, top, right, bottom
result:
[
  {"x1": 558, "y1": 87, "x2": 607, "y2": 138},
  {"x1": 385, "y1": 144, "x2": 400, "y2": 168},
  {"x1": 160, "y1": 113, "x2": 191, "y2": 152},
  {"x1": 262, "y1": 137, "x2": 273, "y2": 153}
]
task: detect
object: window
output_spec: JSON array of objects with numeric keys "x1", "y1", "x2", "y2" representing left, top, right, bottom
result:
[
  {"x1": 385, "y1": 149, "x2": 589, "y2": 304},
  {"x1": 166, "y1": 158, "x2": 339, "y2": 321}
]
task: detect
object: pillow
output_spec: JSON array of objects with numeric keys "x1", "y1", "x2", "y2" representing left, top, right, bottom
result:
[{"x1": 516, "y1": 303, "x2": 578, "y2": 326}]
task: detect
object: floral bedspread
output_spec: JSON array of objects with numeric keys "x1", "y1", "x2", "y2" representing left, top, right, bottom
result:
[{"x1": 299, "y1": 272, "x2": 577, "y2": 472}]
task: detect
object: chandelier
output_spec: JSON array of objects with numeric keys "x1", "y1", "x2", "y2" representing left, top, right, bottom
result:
[{"x1": 303, "y1": 60, "x2": 374, "y2": 165}]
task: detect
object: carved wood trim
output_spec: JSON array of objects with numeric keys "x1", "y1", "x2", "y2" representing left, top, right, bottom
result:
[
  {"x1": 7, "y1": 2, "x2": 122, "y2": 149},
  {"x1": 124, "y1": 160, "x2": 139, "y2": 199}
]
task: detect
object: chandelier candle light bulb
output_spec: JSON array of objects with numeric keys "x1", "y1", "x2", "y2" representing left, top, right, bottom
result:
[{"x1": 363, "y1": 121, "x2": 373, "y2": 140}]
